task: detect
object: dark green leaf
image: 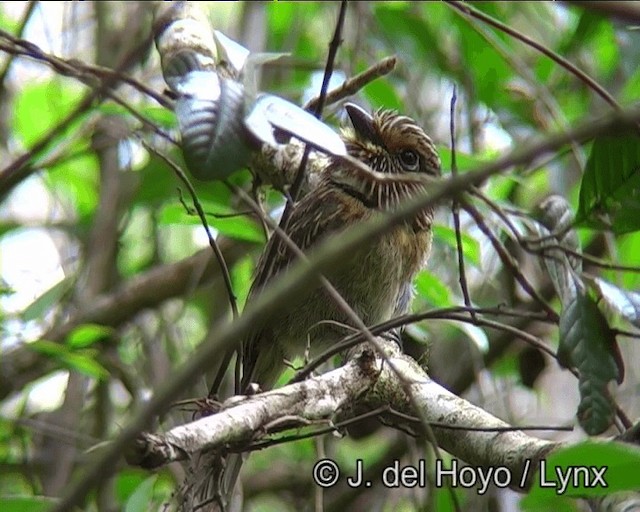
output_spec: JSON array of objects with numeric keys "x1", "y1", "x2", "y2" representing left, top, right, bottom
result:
[
  {"x1": 452, "y1": 13, "x2": 513, "y2": 109},
  {"x1": 558, "y1": 289, "x2": 623, "y2": 434},
  {"x1": 577, "y1": 135, "x2": 640, "y2": 234}
]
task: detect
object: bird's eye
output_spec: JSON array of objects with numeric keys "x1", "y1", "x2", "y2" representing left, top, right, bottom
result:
[{"x1": 399, "y1": 149, "x2": 420, "y2": 171}]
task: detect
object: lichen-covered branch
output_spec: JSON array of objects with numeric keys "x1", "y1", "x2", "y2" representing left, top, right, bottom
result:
[{"x1": 127, "y1": 339, "x2": 556, "y2": 492}]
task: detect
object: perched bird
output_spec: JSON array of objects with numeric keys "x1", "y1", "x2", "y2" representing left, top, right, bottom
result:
[
  {"x1": 199, "y1": 104, "x2": 442, "y2": 511},
  {"x1": 242, "y1": 103, "x2": 442, "y2": 390}
]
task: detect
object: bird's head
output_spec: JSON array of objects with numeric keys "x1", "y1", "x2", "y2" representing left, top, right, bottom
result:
[
  {"x1": 342, "y1": 103, "x2": 441, "y2": 178},
  {"x1": 329, "y1": 103, "x2": 441, "y2": 231}
]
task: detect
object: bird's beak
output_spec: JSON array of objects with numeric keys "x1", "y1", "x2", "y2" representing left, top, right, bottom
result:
[{"x1": 345, "y1": 103, "x2": 383, "y2": 146}]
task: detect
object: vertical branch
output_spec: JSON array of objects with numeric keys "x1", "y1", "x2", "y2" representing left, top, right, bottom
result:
[
  {"x1": 449, "y1": 85, "x2": 476, "y2": 321},
  {"x1": 251, "y1": 0, "x2": 348, "y2": 294},
  {"x1": 140, "y1": 143, "x2": 239, "y2": 322}
]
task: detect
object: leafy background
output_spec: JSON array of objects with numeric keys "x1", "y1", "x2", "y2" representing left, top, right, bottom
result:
[{"x1": 1, "y1": 2, "x2": 640, "y2": 511}]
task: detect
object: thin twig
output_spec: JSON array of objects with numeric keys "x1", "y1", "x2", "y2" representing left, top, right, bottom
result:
[
  {"x1": 141, "y1": 142, "x2": 238, "y2": 323},
  {"x1": 303, "y1": 56, "x2": 397, "y2": 112},
  {"x1": 445, "y1": 0, "x2": 621, "y2": 111},
  {"x1": 461, "y1": 197, "x2": 560, "y2": 322},
  {"x1": 249, "y1": 0, "x2": 349, "y2": 313},
  {"x1": 0, "y1": 30, "x2": 156, "y2": 198},
  {"x1": 290, "y1": 305, "x2": 560, "y2": 384},
  {"x1": 0, "y1": 1, "x2": 37, "y2": 89},
  {"x1": 0, "y1": 28, "x2": 170, "y2": 107},
  {"x1": 449, "y1": 85, "x2": 476, "y2": 321}
]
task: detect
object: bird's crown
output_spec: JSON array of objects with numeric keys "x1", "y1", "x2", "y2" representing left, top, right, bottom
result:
[{"x1": 341, "y1": 103, "x2": 441, "y2": 177}]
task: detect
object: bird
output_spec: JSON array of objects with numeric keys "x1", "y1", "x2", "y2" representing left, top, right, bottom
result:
[
  {"x1": 200, "y1": 103, "x2": 442, "y2": 511},
  {"x1": 241, "y1": 102, "x2": 442, "y2": 391}
]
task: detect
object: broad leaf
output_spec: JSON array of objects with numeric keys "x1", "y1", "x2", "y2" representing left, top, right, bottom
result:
[
  {"x1": 524, "y1": 441, "x2": 640, "y2": 507},
  {"x1": 558, "y1": 289, "x2": 623, "y2": 434},
  {"x1": 577, "y1": 135, "x2": 640, "y2": 234}
]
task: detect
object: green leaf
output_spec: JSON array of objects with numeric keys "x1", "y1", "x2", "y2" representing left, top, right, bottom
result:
[
  {"x1": 66, "y1": 324, "x2": 113, "y2": 348},
  {"x1": 28, "y1": 341, "x2": 109, "y2": 379},
  {"x1": 374, "y1": 5, "x2": 451, "y2": 74},
  {"x1": 47, "y1": 152, "x2": 100, "y2": 219},
  {"x1": 231, "y1": 255, "x2": 256, "y2": 311},
  {"x1": 558, "y1": 289, "x2": 623, "y2": 434},
  {"x1": 577, "y1": 134, "x2": 640, "y2": 234},
  {"x1": 437, "y1": 147, "x2": 487, "y2": 174},
  {"x1": 452, "y1": 13, "x2": 513, "y2": 109},
  {"x1": 159, "y1": 204, "x2": 265, "y2": 243},
  {"x1": 415, "y1": 270, "x2": 452, "y2": 307},
  {"x1": 432, "y1": 225, "x2": 481, "y2": 267},
  {"x1": 13, "y1": 81, "x2": 84, "y2": 147},
  {"x1": 0, "y1": 496, "x2": 57, "y2": 512},
  {"x1": 362, "y1": 78, "x2": 402, "y2": 111},
  {"x1": 29, "y1": 340, "x2": 72, "y2": 358},
  {"x1": 21, "y1": 277, "x2": 73, "y2": 322},
  {"x1": 525, "y1": 442, "x2": 640, "y2": 505},
  {"x1": 125, "y1": 475, "x2": 157, "y2": 512},
  {"x1": 621, "y1": 66, "x2": 640, "y2": 104},
  {"x1": 59, "y1": 351, "x2": 109, "y2": 380}
]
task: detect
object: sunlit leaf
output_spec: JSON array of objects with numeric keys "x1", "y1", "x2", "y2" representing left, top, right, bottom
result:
[
  {"x1": 66, "y1": 324, "x2": 113, "y2": 348},
  {"x1": 415, "y1": 270, "x2": 452, "y2": 308},
  {"x1": 13, "y1": 81, "x2": 81, "y2": 146},
  {"x1": 59, "y1": 351, "x2": 109, "y2": 380},
  {"x1": 159, "y1": 203, "x2": 265, "y2": 243},
  {"x1": 231, "y1": 255, "x2": 256, "y2": 311},
  {"x1": 28, "y1": 341, "x2": 108, "y2": 379},
  {"x1": 0, "y1": 496, "x2": 57, "y2": 512},
  {"x1": 125, "y1": 475, "x2": 157, "y2": 512}
]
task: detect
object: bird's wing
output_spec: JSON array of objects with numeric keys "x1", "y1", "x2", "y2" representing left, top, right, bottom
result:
[{"x1": 241, "y1": 180, "x2": 361, "y2": 389}]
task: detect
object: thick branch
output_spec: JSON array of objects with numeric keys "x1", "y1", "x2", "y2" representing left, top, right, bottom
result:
[
  {"x1": 127, "y1": 340, "x2": 555, "y2": 492},
  {"x1": 127, "y1": 349, "x2": 379, "y2": 468}
]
